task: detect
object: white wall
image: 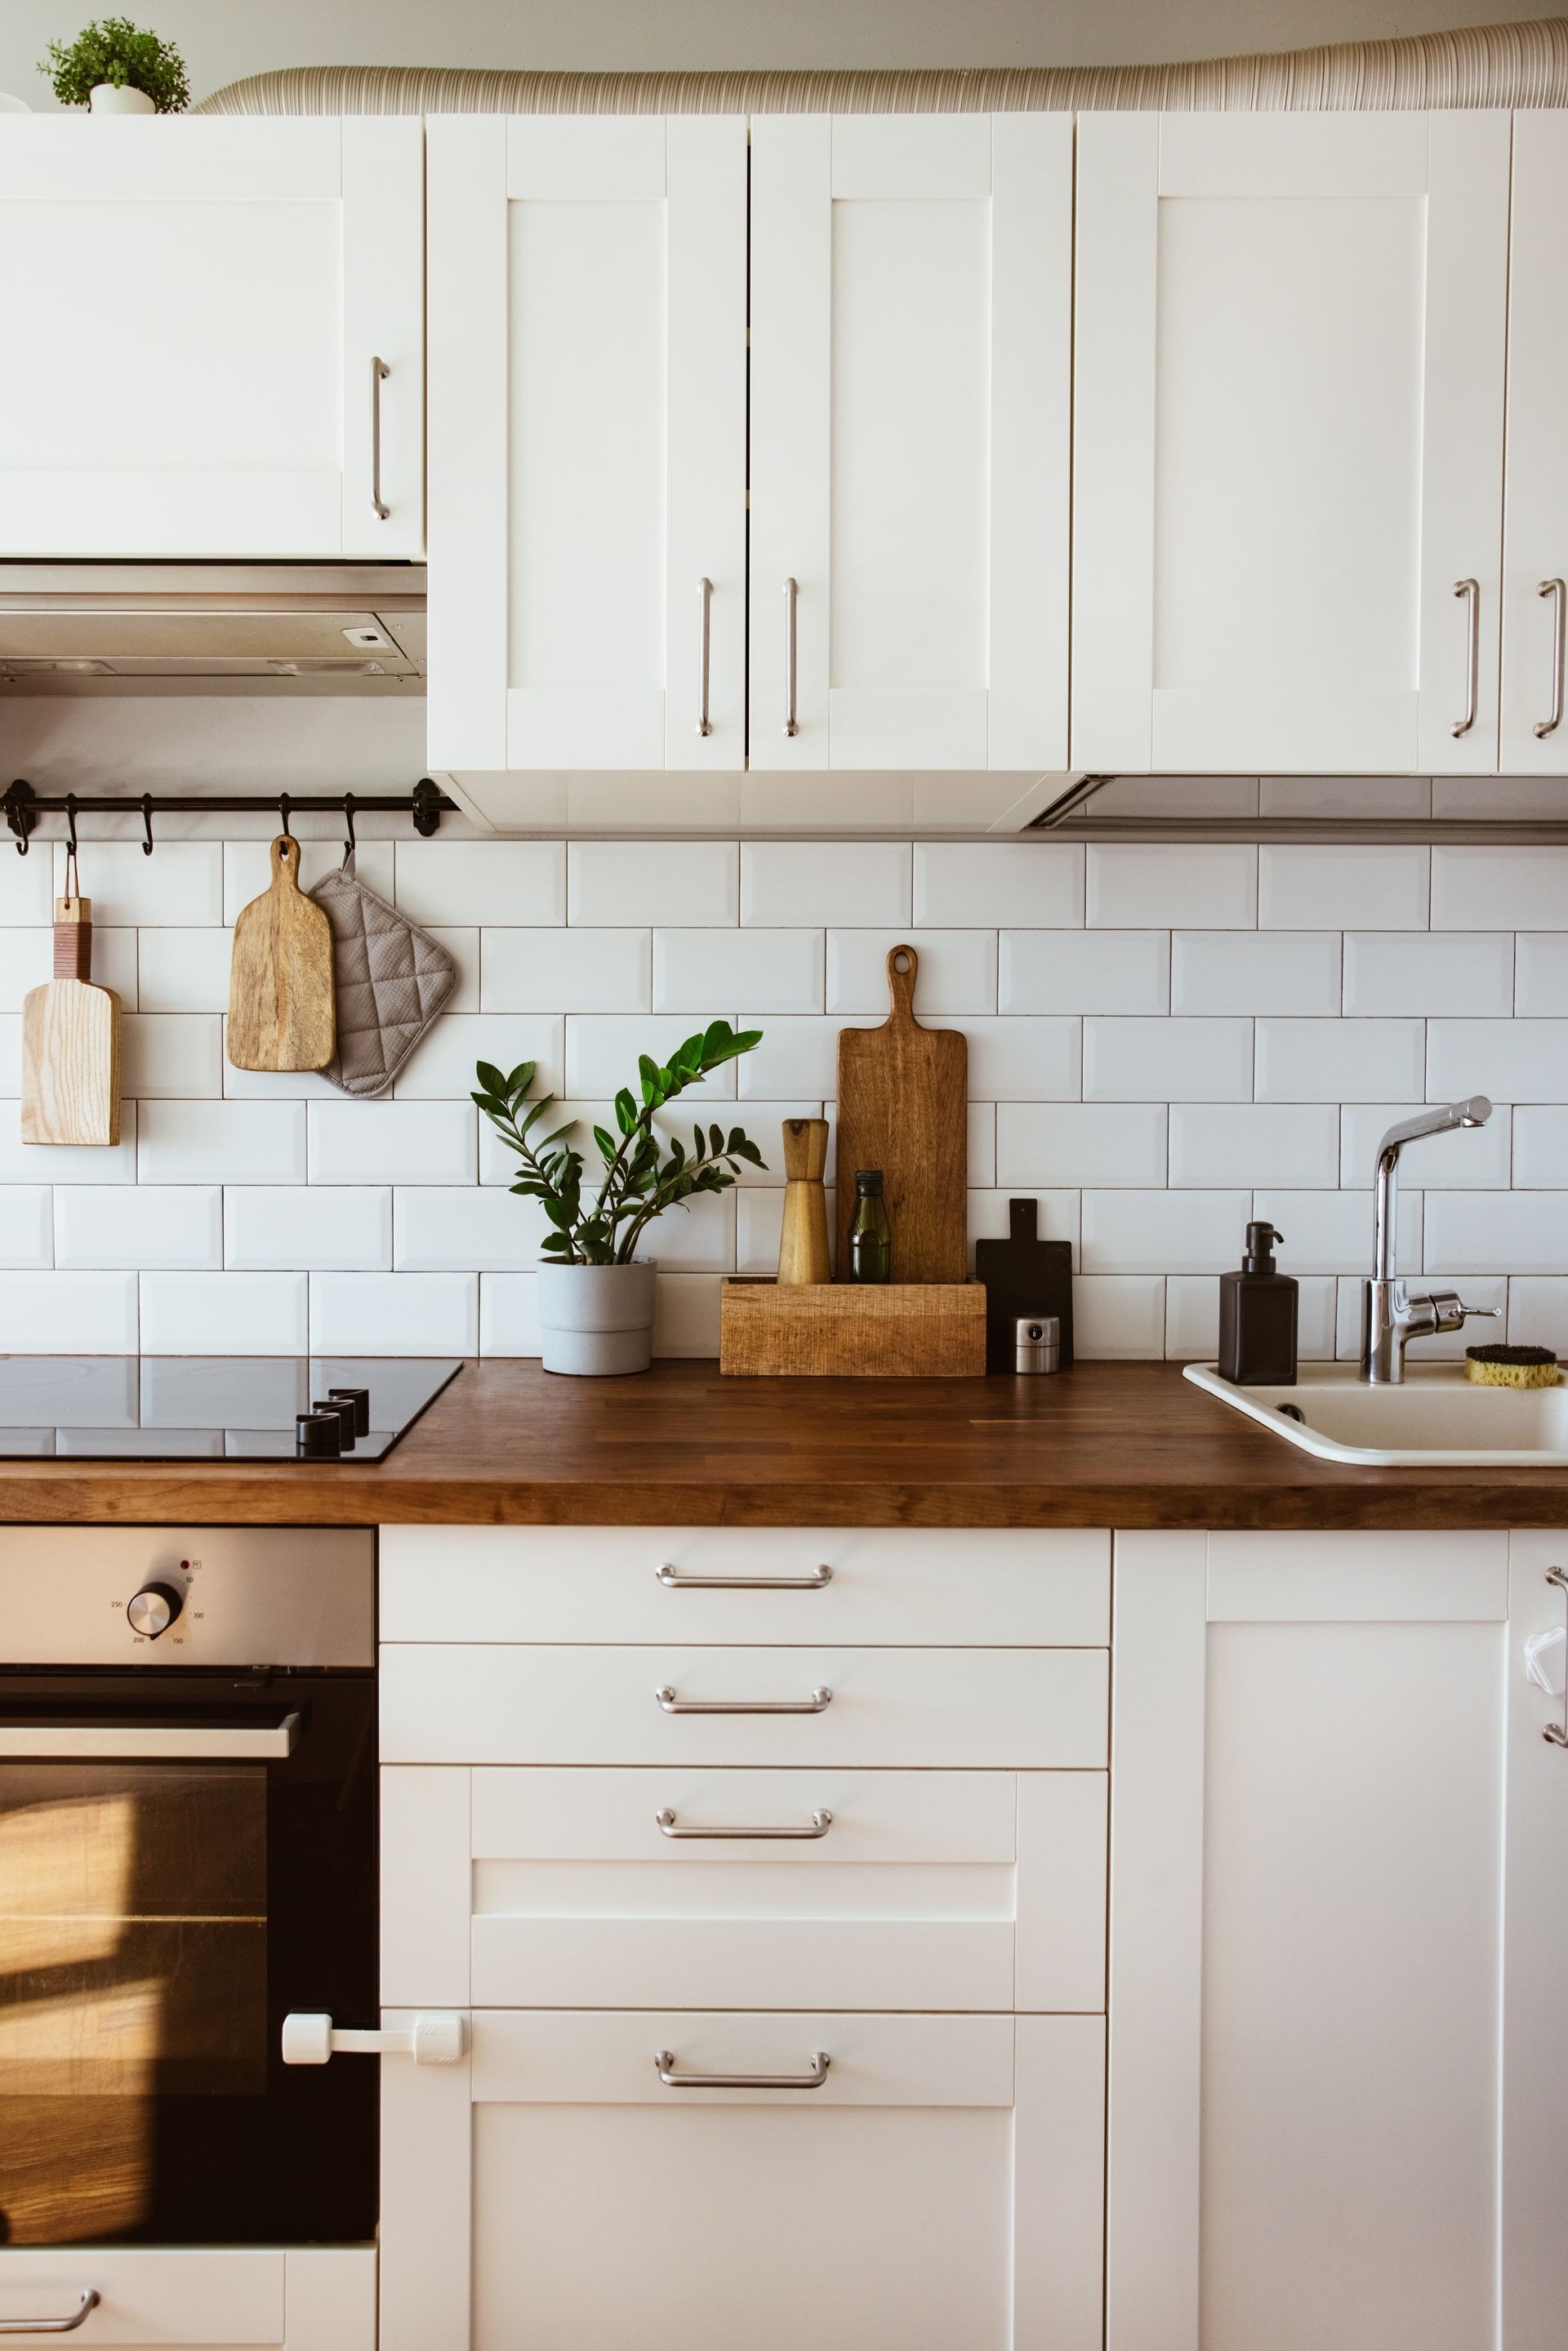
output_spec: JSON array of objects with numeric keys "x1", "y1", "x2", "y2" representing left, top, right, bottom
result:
[
  {"x1": 0, "y1": 0, "x2": 1545, "y2": 108},
  {"x1": 1, "y1": 825, "x2": 1564, "y2": 1365}
]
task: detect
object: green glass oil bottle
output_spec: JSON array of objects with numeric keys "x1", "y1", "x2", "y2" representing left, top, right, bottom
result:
[{"x1": 848, "y1": 1169, "x2": 893, "y2": 1284}]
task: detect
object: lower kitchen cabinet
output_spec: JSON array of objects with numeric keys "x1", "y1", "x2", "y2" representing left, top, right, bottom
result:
[
  {"x1": 380, "y1": 2010, "x2": 1103, "y2": 2351},
  {"x1": 0, "y1": 2248, "x2": 375, "y2": 2349}
]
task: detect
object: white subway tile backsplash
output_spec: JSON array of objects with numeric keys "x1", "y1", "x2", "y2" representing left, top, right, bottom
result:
[
  {"x1": 225, "y1": 1187, "x2": 391, "y2": 1272},
  {"x1": 1428, "y1": 1019, "x2": 1568, "y2": 1105},
  {"x1": 69, "y1": 843, "x2": 221, "y2": 928},
  {"x1": 0, "y1": 1186, "x2": 51, "y2": 1268},
  {"x1": 1506, "y1": 1277, "x2": 1568, "y2": 1355},
  {"x1": 1087, "y1": 844, "x2": 1256, "y2": 930},
  {"x1": 1071, "y1": 1274, "x2": 1166, "y2": 1358},
  {"x1": 395, "y1": 1014, "x2": 563, "y2": 1102},
  {"x1": 1254, "y1": 1188, "x2": 1419, "y2": 1275},
  {"x1": 0, "y1": 1271, "x2": 137, "y2": 1351},
  {"x1": 1343, "y1": 932, "x2": 1513, "y2": 1017},
  {"x1": 394, "y1": 841, "x2": 565, "y2": 929},
  {"x1": 1258, "y1": 846, "x2": 1428, "y2": 930},
  {"x1": 0, "y1": 857, "x2": 55, "y2": 926},
  {"x1": 1512, "y1": 1106, "x2": 1568, "y2": 1189},
  {"x1": 0, "y1": 927, "x2": 136, "y2": 1011},
  {"x1": 0, "y1": 1103, "x2": 138, "y2": 1186},
  {"x1": 1170, "y1": 1269, "x2": 1337, "y2": 1361},
  {"x1": 1002, "y1": 931, "x2": 1168, "y2": 1015},
  {"x1": 141, "y1": 1271, "x2": 307, "y2": 1355},
  {"x1": 1170, "y1": 931, "x2": 1339, "y2": 1017},
  {"x1": 1339, "y1": 1102, "x2": 1512, "y2": 1190},
  {"x1": 136, "y1": 928, "x2": 229, "y2": 1013},
  {"x1": 570, "y1": 841, "x2": 737, "y2": 928},
  {"x1": 394, "y1": 1185, "x2": 549, "y2": 1272},
  {"x1": 662, "y1": 929, "x2": 823, "y2": 1014},
  {"x1": 931, "y1": 1016, "x2": 1078, "y2": 1103},
  {"x1": 1085, "y1": 1018, "x2": 1251, "y2": 1103},
  {"x1": 0, "y1": 1021, "x2": 21, "y2": 1096},
  {"x1": 1423, "y1": 1191, "x2": 1568, "y2": 1276},
  {"x1": 140, "y1": 1102, "x2": 306, "y2": 1186},
  {"x1": 483, "y1": 928, "x2": 650, "y2": 1014},
  {"x1": 968, "y1": 1102, "x2": 996, "y2": 1189},
  {"x1": 1256, "y1": 1018, "x2": 1425, "y2": 1103},
  {"x1": 829, "y1": 933, "x2": 995, "y2": 1016},
  {"x1": 1514, "y1": 935, "x2": 1568, "y2": 1016},
  {"x1": 1169, "y1": 1104, "x2": 1339, "y2": 1190},
  {"x1": 737, "y1": 1189, "x2": 786, "y2": 1276},
  {"x1": 997, "y1": 1103, "x2": 1166, "y2": 1189},
  {"x1": 122, "y1": 1014, "x2": 223, "y2": 1100},
  {"x1": 653, "y1": 1271, "x2": 724, "y2": 1356},
  {"x1": 225, "y1": 841, "x2": 394, "y2": 921},
  {"x1": 425, "y1": 929, "x2": 479, "y2": 1013},
  {"x1": 308, "y1": 1103, "x2": 474, "y2": 1187},
  {"x1": 219, "y1": 1031, "x2": 336, "y2": 1102},
  {"x1": 479, "y1": 1271, "x2": 540, "y2": 1357},
  {"x1": 569, "y1": 1016, "x2": 737, "y2": 1102},
  {"x1": 1431, "y1": 848, "x2": 1568, "y2": 933},
  {"x1": 310, "y1": 1271, "x2": 479, "y2": 1356},
  {"x1": 56, "y1": 1187, "x2": 219, "y2": 1271},
  {"x1": 737, "y1": 1020, "x2": 838, "y2": 1102},
  {"x1": 1082, "y1": 1189, "x2": 1250, "y2": 1274},
  {"x1": 913, "y1": 844, "x2": 1082, "y2": 929},
  {"x1": 742, "y1": 843, "x2": 910, "y2": 929}
]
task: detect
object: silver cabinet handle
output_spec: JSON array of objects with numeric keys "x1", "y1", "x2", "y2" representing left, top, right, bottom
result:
[
  {"x1": 1544, "y1": 1569, "x2": 1568, "y2": 1749},
  {"x1": 1536, "y1": 578, "x2": 1566, "y2": 738},
  {"x1": 0, "y1": 1713, "x2": 299, "y2": 1761},
  {"x1": 370, "y1": 356, "x2": 390, "y2": 521},
  {"x1": 1452, "y1": 577, "x2": 1479, "y2": 737},
  {"x1": 0, "y1": 2294, "x2": 100, "y2": 2335},
  {"x1": 657, "y1": 1685, "x2": 831, "y2": 1715},
  {"x1": 782, "y1": 577, "x2": 799, "y2": 737},
  {"x1": 697, "y1": 577, "x2": 713, "y2": 737},
  {"x1": 655, "y1": 2049, "x2": 830, "y2": 2090},
  {"x1": 656, "y1": 1806, "x2": 832, "y2": 1839},
  {"x1": 657, "y1": 1562, "x2": 831, "y2": 1590}
]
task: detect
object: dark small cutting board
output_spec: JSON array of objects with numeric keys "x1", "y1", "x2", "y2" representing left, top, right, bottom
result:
[{"x1": 974, "y1": 1199, "x2": 1075, "y2": 1372}]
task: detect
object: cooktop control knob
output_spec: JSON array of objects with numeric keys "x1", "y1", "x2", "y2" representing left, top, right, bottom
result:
[{"x1": 127, "y1": 1581, "x2": 185, "y2": 1639}]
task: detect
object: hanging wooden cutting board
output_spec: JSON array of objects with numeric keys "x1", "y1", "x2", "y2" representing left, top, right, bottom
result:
[
  {"x1": 22, "y1": 897, "x2": 122, "y2": 1147},
  {"x1": 835, "y1": 945, "x2": 967, "y2": 1284},
  {"x1": 228, "y1": 835, "x2": 335, "y2": 1072}
]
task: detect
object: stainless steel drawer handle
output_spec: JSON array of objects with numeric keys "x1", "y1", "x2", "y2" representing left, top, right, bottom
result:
[
  {"x1": 1452, "y1": 577, "x2": 1480, "y2": 737},
  {"x1": 1537, "y1": 578, "x2": 1566, "y2": 738},
  {"x1": 782, "y1": 577, "x2": 800, "y2": 737},
  {"x1": 370, "y1": 356, "x2": 391, "y2": 520},
  {"x1": 657, "y1": 1685, "x2": 832, "y2": 1716},
  {"x1": 656, "y1": 1806, "x2": 833, "y2": 1839},
  {"x1": 0, "y1": 1713, "x2": 300, "y2": 1761},
  {"x1": 655, "y1": 2049, "x2": 830, "y2": 2090},
  {"x1": 697, "y1": 576, "x2": 713, "y2": 737},
  {"x1": 657, "y1": 1562, "x2": 831, "y2": 1590},
  {"x1": 1544, "y1": 1568, "x2": 1568, "y2": 1749},
  {"x1": 0, "y1": 2292, "x2": 100, "y2": 2335}
]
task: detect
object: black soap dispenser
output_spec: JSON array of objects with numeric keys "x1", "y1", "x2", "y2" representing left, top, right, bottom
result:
[{"x1": 1218, "y1": 1222, "x2": 1298, "y2": 1387}]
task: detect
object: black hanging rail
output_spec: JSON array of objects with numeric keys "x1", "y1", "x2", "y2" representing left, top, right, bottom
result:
[{"x1": 1, "y1": 777, "x2": 453, "y2": 856}]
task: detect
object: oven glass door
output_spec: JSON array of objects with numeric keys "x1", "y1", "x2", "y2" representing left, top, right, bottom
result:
[{"x1": 0, "y1": 1670, "x2": 376, "y2": 2247}]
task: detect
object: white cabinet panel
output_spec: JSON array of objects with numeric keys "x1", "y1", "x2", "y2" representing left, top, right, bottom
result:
[
  {"x1": 0, "y1": 2248, "x2": 304, "y2": 2343},
  {"x1": 750, "y1": 114, "x2": 1071, "y2": 772},
  {"x1": 427, "y1": 117, "x2": 746, "y2": 771},
  {"x1": 0, "y1": 121, "x2": 422, "y2": 558},
  {"x1": 1073, "y1": 113, "x2": 1510, "y2": 775},
  {"x1": 1501, "y1": 114, "x2": 1568, "y2": 774},
  {"x1": 378, "y1": 1523, "x2": 1108, "y2": 1646}
]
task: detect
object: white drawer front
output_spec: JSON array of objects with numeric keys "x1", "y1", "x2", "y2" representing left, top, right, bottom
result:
[
  {"x1": 0, "y1": 2249, "x2": 373, "y2": 2349},
  {"x1": 381, "y1": 1645, "x2": 1108, "y2": 1768},
  {"x1": 379, "y1": 1525, "x2": 1108, "y2": 1646}
]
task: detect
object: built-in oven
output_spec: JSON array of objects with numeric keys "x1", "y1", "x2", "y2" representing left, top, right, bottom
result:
[{"x1": 0, "y1": 1529, "x2": 376, "y2": 2261}]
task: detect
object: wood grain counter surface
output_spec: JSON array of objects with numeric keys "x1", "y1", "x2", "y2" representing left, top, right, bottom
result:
[{"x1": 0, "y1": 1359, "x2": 1564, "y2": 1529}]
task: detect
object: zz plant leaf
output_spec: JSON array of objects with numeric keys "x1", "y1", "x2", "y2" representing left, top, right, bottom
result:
[{"x1": 473, "y1": 1025, "x2": 766, "y2": 1265}]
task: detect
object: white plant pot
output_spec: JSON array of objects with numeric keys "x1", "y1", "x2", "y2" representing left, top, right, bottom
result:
[
  {"x1": 89, "y1": 83, "x2": 156, "y2": 114},
  {"x1": 537, "y1": 1259, "x2": 657, "y2": 1377}
]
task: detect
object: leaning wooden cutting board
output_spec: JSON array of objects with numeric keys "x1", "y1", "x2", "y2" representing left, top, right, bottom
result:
[
  {"x1": 835, "y1": 945, "x2": 967, "y2": 1284},
  {"x1": 21, "y1": 897, "x2": 122, "y2": 1146},
  {"x1": 228, "y1": 835, "x2": 335, "y2": 1071}
]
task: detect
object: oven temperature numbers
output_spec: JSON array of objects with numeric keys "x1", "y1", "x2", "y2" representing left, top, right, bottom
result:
[{"x1": 114, "y1": 1558, "x2": 203, "y2": 1644}]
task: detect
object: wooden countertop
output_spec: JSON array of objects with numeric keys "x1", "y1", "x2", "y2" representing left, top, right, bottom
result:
[{"x1": 0, "y1": 1359, "x2": 1564, "y2": 1528}]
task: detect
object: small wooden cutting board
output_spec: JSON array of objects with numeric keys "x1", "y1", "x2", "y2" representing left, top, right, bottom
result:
[
  {"x1": 21, "y1": 897, "x2": 122, "y2": 1147},
  {"x1": 835, "y1": 945, "x2": 967, "y2": 1285},
  {"x1": 228, "y1": 835, "x2": 335, "y2": 1072}
]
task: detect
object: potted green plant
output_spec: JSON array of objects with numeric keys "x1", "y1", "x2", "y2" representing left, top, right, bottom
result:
[
  {"x1": 41, "y1": 18, "x2": 189, "y2": 114},
  {"x1": 474, "y1": 1022, "x2": 766, "y2": 1375}
]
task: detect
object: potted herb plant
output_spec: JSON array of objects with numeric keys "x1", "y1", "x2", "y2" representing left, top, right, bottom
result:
[
  {"x1": 41, "y1": 18, "x2": 189, "y2": 114},
  {"x1": 474, "y1": 1022, "x2": 765, "y2": 1374}
]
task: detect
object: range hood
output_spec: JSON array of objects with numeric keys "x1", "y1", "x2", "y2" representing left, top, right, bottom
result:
[{"x1": 0, "y1": 564, "x2": 425, "y2": 695}]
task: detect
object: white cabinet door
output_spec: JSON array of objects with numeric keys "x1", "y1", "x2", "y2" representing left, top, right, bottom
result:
[
  {"x1": 1501, "y1": 114, "x2": 1568, "y2": 774},
  {"x1": 749, "y1": 115, "x2": 1071, "y2": 773},
  {"x1": 1107, "y1": 1529, "x2": 1567, "y2": 2351},
  {"x1": 0, "y1": 120, "x2": 422, "y2": 559},
  {"x1": 380, "y1": 2008, "x2": 1103, "y2": 2351},
  {"x1": 426, "y1": 117, "x2": 746, "y2": 773},
  {"x1": 1073, "y1": 114, "x2": 1510, "y2": 775}
]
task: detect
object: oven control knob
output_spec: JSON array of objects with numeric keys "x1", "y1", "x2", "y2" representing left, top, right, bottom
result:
[{"x1": 127, "y1": 1582, "x2": 184, "y2": 1639}]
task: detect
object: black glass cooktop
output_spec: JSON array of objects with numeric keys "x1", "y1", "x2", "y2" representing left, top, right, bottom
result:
[{"x1": 0, "y1": 1357, "x2": 462, "y2": 1460}]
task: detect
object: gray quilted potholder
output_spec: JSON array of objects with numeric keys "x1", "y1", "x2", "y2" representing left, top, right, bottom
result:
[{"x1": 310, "y1": 858, "x2": 457, "y2": 1098}]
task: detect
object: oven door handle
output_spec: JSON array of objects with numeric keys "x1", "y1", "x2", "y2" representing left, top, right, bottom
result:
[
  {"x1": 0, "y1": 1713, "x2": 301, "y2": 1760},
  {"x1": 0, "y1": 2290, "x2": 100, "y2": 2335}
]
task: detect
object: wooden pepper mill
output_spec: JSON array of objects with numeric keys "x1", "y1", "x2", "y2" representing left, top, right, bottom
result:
[{"x1": 777, "y1": 1117, "x2": 831, "y2": 1285}]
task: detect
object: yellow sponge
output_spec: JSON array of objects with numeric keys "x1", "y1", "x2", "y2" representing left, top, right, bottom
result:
[{"x1": 1464, "y1": 1344, "x2": 1561, "y2": 1389}]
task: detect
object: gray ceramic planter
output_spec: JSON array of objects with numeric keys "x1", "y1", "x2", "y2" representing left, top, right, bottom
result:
[{"x1": 537, "y1": 1259, "x2": 657, "y2": 1376}]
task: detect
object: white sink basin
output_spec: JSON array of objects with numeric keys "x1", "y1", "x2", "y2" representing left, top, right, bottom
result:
[{"x1": 1183, "y1": 1360, "x2": 1568, "y2": 1466}]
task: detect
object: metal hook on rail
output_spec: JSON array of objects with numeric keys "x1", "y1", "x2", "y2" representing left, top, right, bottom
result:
[
  {"x1": 64, "y1": 795, "x2": 79, "y2": 903},
  {"x1": 140, "y1": 795, "x2": 155, "y2": 857},
  {"x1": 342, "y1": 792, "x2": 356, "y2": 866},
  {"x1": 278, "y1": 792, "x2": 292, "y2": 841}
]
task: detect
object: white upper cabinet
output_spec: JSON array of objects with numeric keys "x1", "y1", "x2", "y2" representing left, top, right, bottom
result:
[
  {"x1": 426, "y1": 117, "x2": 747, "y2": 773},
  {"x1": 0, "y1": 119, "x2": 423, "y2": 559},
  {"x1": 749, "y1": 115, "x2": 1072, "y2": 773},
  {"x1": 1072, "y1": 114, "x2": 1511, "y2": 777},
  {"x1": 1501, "y1": 113, "x2": 1568, "y2": 774}
]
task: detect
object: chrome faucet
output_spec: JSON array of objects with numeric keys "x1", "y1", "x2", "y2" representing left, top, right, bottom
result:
[{"x1": 1361, "y1": 1096, "x2": 1499, "y2": 1383}]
